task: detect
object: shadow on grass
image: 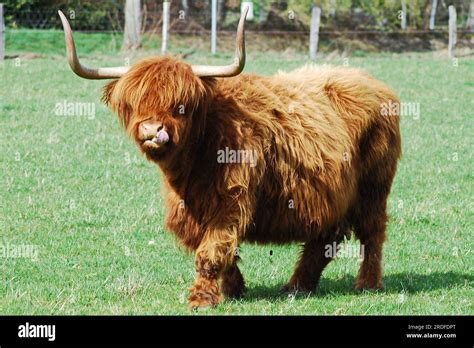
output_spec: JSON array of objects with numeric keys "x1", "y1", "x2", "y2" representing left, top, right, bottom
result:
[{"x1": 242, "y1": 271, "x2": 473, "y2": 302}]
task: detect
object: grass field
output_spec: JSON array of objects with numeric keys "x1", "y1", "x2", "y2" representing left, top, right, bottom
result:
[{"x1": 1, "y1": 30, "x2": 473, "y2": 315}]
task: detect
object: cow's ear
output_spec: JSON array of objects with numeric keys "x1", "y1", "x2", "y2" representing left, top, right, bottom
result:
[{"x1": 101, "y1": 80, "x2": 119, "y2": 107}]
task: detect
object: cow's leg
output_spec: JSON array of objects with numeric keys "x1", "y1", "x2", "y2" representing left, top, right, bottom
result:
[
  {"x1": 354, "y1": 210, "x2": 387, "y2": 290},
  {"x1": 282, "y1": 227, "x2": 347, "y2": 294},
  {"x1": 220, "y1": 258, "x2": 245, "y2": 299},
  {"x1": 353, "y1": 166, "x2": 394, "y2": 290},
  {"x1": 188, "y1": 229, "x2": 238, "y2": 309},
  {"x1": 353, "y1": 124, "x2": 400, "y2": 290}
]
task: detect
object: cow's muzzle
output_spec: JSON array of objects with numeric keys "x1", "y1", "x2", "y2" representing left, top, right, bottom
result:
[{"x1": 138, "y1": 121, "x2": 170, "y2": 150}]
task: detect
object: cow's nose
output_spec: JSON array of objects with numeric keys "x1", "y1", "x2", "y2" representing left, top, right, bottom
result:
[{"x1": 138, "y1": 121, "x2": 162, "y2": 141}]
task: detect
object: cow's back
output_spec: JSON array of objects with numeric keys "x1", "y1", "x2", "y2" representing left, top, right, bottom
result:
[{"x1": 226, "y1": 65, "x2": 400, "y2": 242}]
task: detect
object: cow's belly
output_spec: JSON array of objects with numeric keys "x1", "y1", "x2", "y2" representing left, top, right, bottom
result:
[
  {"x1": 243, "y1": 224, "x2": 313, "y2": 244},
  {"x1": 242, "y1": 199, "x2": 324, "y2": 244},
  {"x1": 242, "y1": 182, "x2": 355, "y2": 244}
]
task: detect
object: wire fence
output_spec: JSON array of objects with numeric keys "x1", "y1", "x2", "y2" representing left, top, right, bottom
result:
[
  {"x1": 3, "y1": 1, "x2": 474, "y2": 54},
  {"x1": 5, "y1": 1, "x2": 474, "y2": 32}
]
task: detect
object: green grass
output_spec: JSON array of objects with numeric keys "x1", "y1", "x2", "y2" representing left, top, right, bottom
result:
[{"x1": 0, "y1": 31, "x2": 473, "y2": 315}]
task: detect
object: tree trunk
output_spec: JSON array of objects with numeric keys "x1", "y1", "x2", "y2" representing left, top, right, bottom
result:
[
  {"x1": 123, "y1": 0, "x2": 141, "y2": 50},
  {"x1": 467, "y1": 0, "x2": 474, "y2": 29},
  {"x1": 423, "y1": 0, "x2": 432, "y2": 30}
]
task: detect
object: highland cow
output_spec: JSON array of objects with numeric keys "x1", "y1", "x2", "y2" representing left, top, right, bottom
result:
[{"x1": 59, "y1": 9, "x2": 401, "y2": 309}]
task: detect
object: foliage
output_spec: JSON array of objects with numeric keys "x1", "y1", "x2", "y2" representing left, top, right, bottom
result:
[
  {"x1": 2, "y1": 0, "x2": 122, "y2": 29},
  {"x1": 2, "y1": 0, "x2": 473, "y2": 31}
]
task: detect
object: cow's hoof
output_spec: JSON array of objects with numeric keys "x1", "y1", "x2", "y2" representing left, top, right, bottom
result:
[
  {"x1": 281, "y1": 282, "x2": 315, "y2": 295},
  {"x1": 221, "y1": 280, "x2": 245, "y2": 299},
  {"x1": 355, "y1": 278, "x2": 383, "y2": 291},
  {"x1": 221, "y1": 265, "x2": 246, "y2": 299},
  {"x1": 188, "y1": 292, "x2": 221, "y2": 310},
  {"x1": 190, "y1": 303, "x2": 212, "y2": 311},
  {"x1": 188, "y1": 278, "x2": 222, "y2": 310},
  {"x1": 280, "y1": 283, "x2": 297, "y2": 295}
]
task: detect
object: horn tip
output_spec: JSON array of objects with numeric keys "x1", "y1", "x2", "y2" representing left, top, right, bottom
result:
[
  {"x1": 244, "y1": 6, "x2": 249, "y2": 16},
  {"x1": 58, "y1": 10, "x2": 68, "y2": 25}
]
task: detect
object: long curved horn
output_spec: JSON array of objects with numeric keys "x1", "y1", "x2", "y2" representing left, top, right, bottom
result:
[
  {"x1": 191, "y1": 7, "x2": 248, "y2": 77},
  {"x1": 58, "y1": 6, "x2": 247, "y2": 80},
  {"x1": 58, "y1": 10, "x2": 129, "y2": 79}
]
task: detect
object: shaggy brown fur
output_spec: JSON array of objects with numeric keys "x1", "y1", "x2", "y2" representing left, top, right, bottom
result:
[{"x1": 102, "y1": 56, "x2": 401, "y2": 309}]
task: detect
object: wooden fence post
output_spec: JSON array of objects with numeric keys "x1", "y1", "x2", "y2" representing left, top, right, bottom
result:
[
  {"x1": 0, "y1": 3, "x2": 5, "y2": 60},
  {"x1": 259, "y1": 0, "x2": 265, "y2": 22},
  {"x1": 429, "y1": 0, "x2": 438, "y2": 30},
  {"x1": 161, "y1": 0, "x2": 170, "y2": 54},
  {"x1": 329, "y1": 0, "x2": 336, "y2": 18},
  {"x1": 211, "y1": 0, "x2": 217, "y2": 54},
  {"x1": 448, "y1": 5, "x2": 457, "y2": 59},
  {"x1": 401, "y1": 0, "x2": 407, "y2": 30},
  {"x1": 309, "y1": 6, "x2": 321, "y2": 60}
]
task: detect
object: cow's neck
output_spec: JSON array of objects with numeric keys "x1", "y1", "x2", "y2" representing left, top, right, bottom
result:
[
  {"x1": 157, "y1": 110, "x2": 211, "y2": 198},
  {"x1": 157, "y1": 94, "x2": 237, "y2": 203},
  {"x1": 158, "y1": 143, "x2": 197, "y2": 198}
]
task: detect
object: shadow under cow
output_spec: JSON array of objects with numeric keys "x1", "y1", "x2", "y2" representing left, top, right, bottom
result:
[{"x1": 241, "y1": 272, "x2": 473, "y2": 302}]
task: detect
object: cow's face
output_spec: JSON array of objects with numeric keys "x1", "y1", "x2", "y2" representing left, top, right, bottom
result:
[
  {"x1": 103, "y1": 57, "x2": 215, "y2": 162},
  {"x1": 59, "y1": 8, "x2": 246, "y2": 163}
]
